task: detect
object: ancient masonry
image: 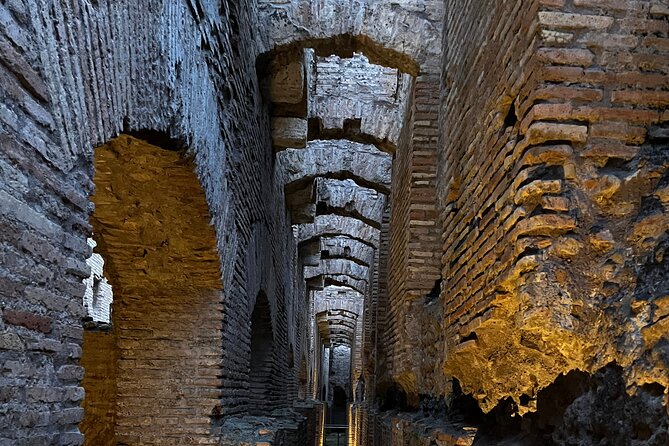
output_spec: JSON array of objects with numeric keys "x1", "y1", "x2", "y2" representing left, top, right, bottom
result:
[{"x1": 0, "y1": 0, "x2": 667, "y2": 445}]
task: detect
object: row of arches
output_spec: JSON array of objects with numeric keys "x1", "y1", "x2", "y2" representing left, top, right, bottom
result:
[
  {"x1": 80, "y1": 135, "x2": 310, "y2": 444},
  {"x1": 77, "y1": 32, "x2": 427, "y2": 442},
  {"x1": 260, "y1": 15, "x2": 438, "y2": 439},
  {"x1": 68, "y1": 3, "x2": 436, "y2": 439}
]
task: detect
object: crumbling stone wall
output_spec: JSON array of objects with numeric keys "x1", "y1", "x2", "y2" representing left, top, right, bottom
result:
[
  {"x1": 439, "y1": 0, "x2": 669, "y2": 434},
  {"x1": 0, "y1": 0, "x2": 312, "y2": 443},
  {"x1": 4, "y1": 0, "x2": 667, "y2": 444},
  {"x1": 438, "y1": 0, "x2": 544, "y2": 409},
  {"x1": 257, "y1": 0, "x2": 443, "y2": 74},
  {"x1": 309, "y1": 53, "x2": 412, "y2": 150},
  {"x1": 355, "y1": 0, "x2": 669, "y2": 444}
]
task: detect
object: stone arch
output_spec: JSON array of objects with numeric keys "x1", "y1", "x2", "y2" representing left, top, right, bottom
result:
[
  {"x1": 297, "y1": 215, "x2": 381, "y2": 249},
  {"x1": 249, "y1": 290, "x2": 277, "y2": 414},
  {"x1": 300, "y1": 237, "x2": 374, "y2": 269},
  {"x1": 306, "y1": 52, "x2": 413, "y2": 153},
  {"x1": 308, "y1": 116, "x2": 400, "y2": 155},
  {"x1": 375, "y1": 379, "x2": 414, "y2": 412},
  {"x1": 316, "y1": 309, "x2": 359, "y2": 347},
  {"x1": 279, "y1": 140, "x2": 392, "y2": 196},
  {"x1": 81, "y1": 134, "x2": 224, "y2": 445},
  {"x1": 258, "y1": 34, "x2": 422, "y2": 75},
  {"x1": 320, "y1": 236, "x2": 376, "y2": 266},
  {"x1": 257, "y1": 0, "x2": 442, "y2": 76},
  {"x1": 315, "y1": 179, "x2": 387, "y2": 228},
  {"x1": 264, "y1": 46, "x2": 415, "y2": 154},
  {"x1": 287, "y1": 177, "x2": 387, "y2": 229},
  {"x1": 322, "y1": 275, "x2": 368, "y2": 295},
  {"x1": 307, "y1": 275, "x2": 369, "y2": 296},
  {"x1": 304, "y1": 259, "x2": 370, "y2": 284}
]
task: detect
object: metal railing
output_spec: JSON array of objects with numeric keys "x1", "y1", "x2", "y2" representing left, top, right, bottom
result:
[{"x1": 324, "y1": 424, "x2": 348, "y2": 446}]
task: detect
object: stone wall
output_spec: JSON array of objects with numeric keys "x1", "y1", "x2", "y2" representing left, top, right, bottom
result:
[
  {"x1": 438, "y1": 0, "x2": 544, "y2": 409},
  {"x1": 79, "y1": 330, "x2": 117, "y2": 446},
  {"x1": 439, "y1": 0, "x2": 669, "y2": 434},
  {"x1": 353, "y1": 0, "x2": 669, "y2": 442},
  {"x1": 0, "y1": 0, "x2": 311, "y2": 443},
  {"x1": 82, "y1": 239, "x2": 113, "y2": 324},
  {"x1": 384, "y1": 74, "x2": 442, "y2": 401},
  {"x1": 3, "y1": 0, "x2": 667, "y2": 444},
  {"x1": 257, "y1": 0, "x2": 444, "y2": 74},
  {"x1": 309, "y1": 53, "x2": 412, "y2": 149}
]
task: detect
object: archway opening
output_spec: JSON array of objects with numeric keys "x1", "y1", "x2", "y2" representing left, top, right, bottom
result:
[
  {"x1": 298, "y1": 355, "x2": 308, "y2": 400},
  {"x1": 249, "y1": 291, "x2": 275, "y2": 414},
  {"x1": 80, "y1": 134, "x2": 224, "y2": 445},
  {"x1": 332, "y1": 385, "x2": 349, "y2": 425}
]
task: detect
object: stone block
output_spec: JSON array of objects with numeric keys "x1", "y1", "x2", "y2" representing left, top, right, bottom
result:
[
  {"x1": 56, "y1": 365, "x2": 84, "y2": 383},
  {"x1": 271, "y1": 61, "x2": 304, "y2": 104},
  {"x1": 539, "y1": 11, "x2": 614, "y2": 29},
  {"x1": 0, "y1": 332, "x2": 24, "y2": 350},
  {"x1": 272, "y1": 117, "x2": 307, "y2": 149},
  {"x1": 3, "y1": 309, "x2": 52, "y2": 334}
]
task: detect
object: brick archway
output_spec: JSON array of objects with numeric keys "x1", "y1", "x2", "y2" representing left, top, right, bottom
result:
[
  {"x1": 81, "y1": 134, "x2": 224, "y2": 446},
  {"x1": 248, "y1": 290, "x2": 277, "y2": 414}
]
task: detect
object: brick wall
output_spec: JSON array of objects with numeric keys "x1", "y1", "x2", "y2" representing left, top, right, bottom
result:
[
  {"x1": 386, "y1": 84, "x2": 413, "y2": 391},
  {"x1": 79, "y1": 330, "x2": 117, "y2": 446},
  {"x1": 438, "y1": 0, "x2": 543, "y2": 411},
  {"x1": 366, "y1": 206, "x2": 390, "y2": 402},
  {"x1": 89, "y1": 136, "x2": 224, "y2": 445},
  {"x1": 439, "y1": 0, "x2": 669, "y2": 415},
  {"x1": 0, "y1": 0, "x2": 311, "y2": 443},
  {"x1": 385, "y1": 73, "x2": 442, "y2": 399}
]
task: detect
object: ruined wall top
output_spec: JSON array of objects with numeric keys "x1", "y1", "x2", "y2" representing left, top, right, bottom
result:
[{"x1": 256, "y1": 0, "x2": 443, "y2": 74}]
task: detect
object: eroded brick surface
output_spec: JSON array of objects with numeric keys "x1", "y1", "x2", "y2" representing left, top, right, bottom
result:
[{"x1": 1, "y1": 0, "x2": 667, "y2": 445}]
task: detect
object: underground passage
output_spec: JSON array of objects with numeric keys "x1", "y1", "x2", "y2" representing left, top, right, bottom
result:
[{"x1": 1, "y1": 1, "x2": 668, "y2": 445}]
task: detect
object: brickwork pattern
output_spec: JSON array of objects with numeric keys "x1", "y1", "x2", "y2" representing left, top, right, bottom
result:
[
  {"x1": 79, "y1": 330, "x2": 117, "y2": 446},
  {"x1": 439, "y1": 0, "x2": 669, "y2": 418},
  {"x1": 0, "y1": 0, "x2": 311, "y2": 443},
  {"x1": 385, "y1": 75, "x2": 442, "y2": 400},
  {"x1": 90, "y1": 136, "x2": 224, "y2": 445}
]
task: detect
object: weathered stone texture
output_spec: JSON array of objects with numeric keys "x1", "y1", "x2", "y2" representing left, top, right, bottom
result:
[
  {"x1": 82, "y1": 238, "x2": 112, "y2": 324},
  {"x1": 309, "y1": 53, "x2": 412, "y2": 149},
  {"x1": 321, "y1": 236, "x2": 376, "y2": 264},
  {"x1": 438, "y1": 0, "x2": 669, "y2": 432},
  {"x1": 257, "y1": 0, "x2": 444, "y2": 74},
  {"x1": 438, "y1": 0, "x2": 545, "y2": 411},
  {"x1": 1, "y1": 0, "x2": 311, "y2": 443},
  {"x1": 279, "y1": 139, "x2": 392, "y2": 194},
  {"x1": 2, "y1": 0, "x2": 668, "y2": 444},
  {"x1": 297, "y1": 214, "x2": 381, "y2": 250}
]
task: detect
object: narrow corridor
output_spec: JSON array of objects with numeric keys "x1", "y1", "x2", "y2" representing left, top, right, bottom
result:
[{"x1": 1, "y1": 1, "x2": 668, "y2": 445}]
